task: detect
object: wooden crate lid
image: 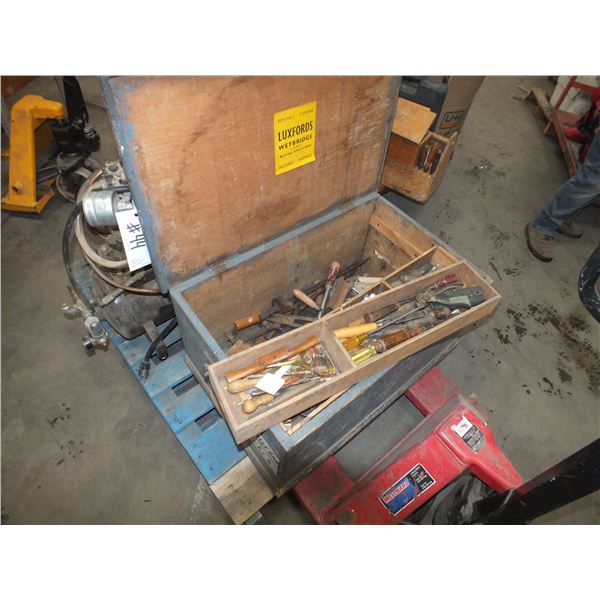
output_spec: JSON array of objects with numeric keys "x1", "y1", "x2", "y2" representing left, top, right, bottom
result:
[
  {"x1": 391, "y1": 98, "x2": 436, "y2": 144},
  {"x1": 102, "y1": 76, "x2": 399, "y2": 291}
]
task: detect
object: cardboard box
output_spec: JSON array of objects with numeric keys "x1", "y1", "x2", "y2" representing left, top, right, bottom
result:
[{"x1": 433, "y1": 76, "x2": 485, "y2": 137}]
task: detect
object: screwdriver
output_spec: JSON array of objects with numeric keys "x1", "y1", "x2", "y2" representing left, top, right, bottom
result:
[
  {"x1": 371, "y1": 306, "x2": 451, "y2": 337},
  {"x1": 350, "y1": 326, "x2": 424, "y2": 364},
  {"x1": 334, "y1": 276, "x2": 463, "y2": 339},
  {"x1": 317, "y1": 261, "x2": 341, "y2": 318},
  {"x1": 342, "y1": 333, "x2": 369, "y2": 351},
  {"x1": 334, "y1": 305, "x2": 422, "y2": 338}
]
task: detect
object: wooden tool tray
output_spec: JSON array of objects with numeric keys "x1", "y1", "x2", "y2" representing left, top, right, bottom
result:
[
  {"x1": 383, "y1": 131, "x2": 457, "y2": 204},
  {"x1": 207, "y1": 256, "x2": 499, "y2": 443}
]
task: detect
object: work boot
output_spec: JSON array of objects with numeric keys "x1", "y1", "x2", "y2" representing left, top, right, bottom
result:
[
  {"x1": 525, "y1": 223, "x2": 555, "y2": 262},
  {"x1": 557, "y1": 221, "x2": 583, "y2": 239}
]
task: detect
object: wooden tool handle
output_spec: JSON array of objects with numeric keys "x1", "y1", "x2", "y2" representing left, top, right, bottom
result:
[
  {"x1": 325, "y1": 261, "x2": 341, "y2": 287},
  {"x1": 225, "y1": 347, "x2": 288, "y2": 382},
  {"x1": 234, "y1": 313, "x2": 262, "y2": 331},
  {"x1": 334, "y1": 323, "x2": 378, "y2": 338},
  {"x1": 325, "y1": 260, "x2": 342, "y2": 287},
  {"x1": 293, "y1": 288, "x2": 319, "y2": 310},
  {"x1": 363, "y1": 304, "x2": 397, "y2": 323},
  {"x1": 225, "y1": 363, "x2": 266, "y2": 383},
  {"x1": 257, "y1": 347, "x2": 292, "y2": 367},
  {"x1": 382, "y1": 327, "x2": 422, "y2": 349},
  {"x1": 242, "y1": 394, "x2": 274, "y2": 414},
  {"x1": 225, "y1": 336, "x2": 319, "y2": 383},
  {"x1": 282, "y1": 335, "x2": 320, "y2": 359},
  {"x1": 227, "y1": 379, "x2": 258, "y2": 393}
]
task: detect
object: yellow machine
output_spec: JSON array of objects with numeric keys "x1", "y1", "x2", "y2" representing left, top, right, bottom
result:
[{"x1": 1, "y1": 95, "x2": 65, "y2": 214}]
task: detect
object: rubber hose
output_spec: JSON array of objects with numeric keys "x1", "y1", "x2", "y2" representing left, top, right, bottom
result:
[
  {"x1": 145, "y1": 319, "x2": 178, "y2": 362},
  {"x1": 74, "y1": 169, "x2": 128, "y2": 270},
  {"x1": 84, "y1": 255, "x2": 161, "y2": 295},
  {"x1": 578, "y1": 242, "x2": 600, "y2": 323},
  {"x1": 63, "y1": 203, "x2": 94, "y2": 311},
  {"x1": 138, "y1": 318, "x2": 178, "y2": 379},
  {"x1": 75, "y1": 214, "x2": 128, "y2": 269}
]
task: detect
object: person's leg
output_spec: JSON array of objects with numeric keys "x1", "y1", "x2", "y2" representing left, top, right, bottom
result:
[{"x1": 532, "y1": 133, "x2": 600, "y2": 235}]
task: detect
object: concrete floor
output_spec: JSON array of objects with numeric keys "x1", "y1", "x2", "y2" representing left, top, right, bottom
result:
[{"x1": 2, "y1": 76, "x2": 598, "y2": 524}]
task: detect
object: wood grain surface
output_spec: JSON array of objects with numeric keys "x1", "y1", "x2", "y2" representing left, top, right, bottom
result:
[{"x1": 106, "y1": 76, "x2": 397, "y2": 287}]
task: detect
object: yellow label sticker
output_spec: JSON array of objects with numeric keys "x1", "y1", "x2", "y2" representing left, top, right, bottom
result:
[{"x1": 274, "y1": 101, "x2": 317, "y2": 176}]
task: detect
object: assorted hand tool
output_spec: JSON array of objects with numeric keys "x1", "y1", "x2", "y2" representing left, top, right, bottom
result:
[
  {"x1": 225, "y1": 335, "x2": 320, "y2": 383},
  {"x1": 417, "y1": 141, "x2": 443, "y2": 175},
  {"x1": 224, "y1": 338, "x2": 337, "y2": 414},
  {"x1": 225, "y1": 253, "x2": 488, "y2": 418},
  {"x1": 231, "y1": 257, "x2": 369, "y2": 342},
  {"x1": 333, "y1": 276, "x2": 487, "y2": 366},
  {"x1": 389, "y1": 260, "x2": 435, "y2": 285}
]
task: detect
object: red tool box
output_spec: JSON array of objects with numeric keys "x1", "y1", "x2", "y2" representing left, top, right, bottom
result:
[{"x1": 294, "y1": 367, "x2": 522, "y2": 524}]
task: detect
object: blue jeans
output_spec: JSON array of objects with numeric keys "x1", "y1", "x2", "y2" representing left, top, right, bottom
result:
[{"x1": 533, "y1": 133, "x2": 600, "y2": 235}]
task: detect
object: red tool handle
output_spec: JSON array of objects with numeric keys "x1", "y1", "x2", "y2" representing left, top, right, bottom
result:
[
  {"x1": 325, "y1": 261, "x2": 341, "y2": 288},
  {"x1": 430, "y1": 273, "x2": 458, "y2": 290}
]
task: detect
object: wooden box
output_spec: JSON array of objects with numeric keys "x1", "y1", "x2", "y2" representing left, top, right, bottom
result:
[
  {"x1": 383, "y1": 131, "x2": 457, "y2": 203},
  {"x1": 386, "y1": 98, "x2": 437, "y2": 168},
  {"x1": 101, "y1": 77, "x2": 498, "y2": 484}
]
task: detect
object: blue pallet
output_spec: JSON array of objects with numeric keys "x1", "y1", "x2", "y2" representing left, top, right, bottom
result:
[{"x1": 109, "y1": 323, "x2": 246, "y2": 485}]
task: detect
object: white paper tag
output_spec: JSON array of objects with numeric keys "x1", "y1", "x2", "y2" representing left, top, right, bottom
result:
[
  {"x1": 255, "y1": 366, "x2": 290, "y2": 395},
  {"x1": 115, "y1": 208, "x2": 152, "y2": 272},
  {"x1": 451, "y1": 415, "x2": 473, "y2": 438}
]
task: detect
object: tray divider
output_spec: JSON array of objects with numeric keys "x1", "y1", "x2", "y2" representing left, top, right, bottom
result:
[
  {"x1": 369, "y1": 213, "x2": 423, "y2": 258},
  {"x1": 332, "y1": 246, "x2": 439, "y2": 313},
  {"x1": 318, "y1": 322, "x2": 356, "y2": 372}
]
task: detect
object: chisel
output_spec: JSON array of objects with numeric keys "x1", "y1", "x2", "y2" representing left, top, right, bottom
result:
[
  {"x1": 233, "y1": 296, "x2": 293, "y2": 331},
  {"x1": 293, "y1": 288, "x2": 320, "y2": 311}
]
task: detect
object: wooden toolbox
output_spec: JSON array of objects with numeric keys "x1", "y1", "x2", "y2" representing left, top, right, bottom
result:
[
  {"x1": 382, "y1": 97, "x2": 458, "y2": 203},
  {"x1": 102, "y1": 77, "x2": 499, "y2": 486}
]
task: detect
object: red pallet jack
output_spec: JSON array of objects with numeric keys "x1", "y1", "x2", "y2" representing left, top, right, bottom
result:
[{"x1": 294, "y1": 367, "x2": 523, "y2": 524}]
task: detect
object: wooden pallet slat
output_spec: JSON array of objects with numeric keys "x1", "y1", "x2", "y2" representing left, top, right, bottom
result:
[{"x1": 210, "y1": 457, "x2": 273, "y2": 524}]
